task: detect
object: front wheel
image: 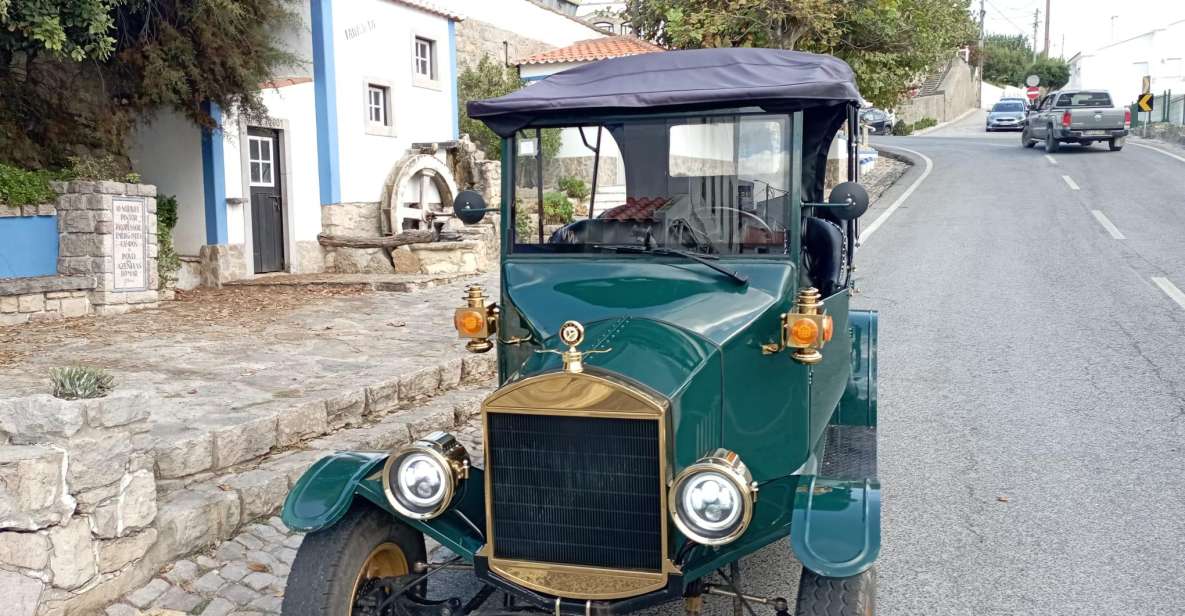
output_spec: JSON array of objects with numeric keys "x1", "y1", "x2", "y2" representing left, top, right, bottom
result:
[
  {"x1": 795, "y1": 568, "x2": 876, "y2": 616},
  {"x1": 1021, "y1": 127, "x2": 1036, "y2": 148},
  {"x1": 282, "y1": 505, "x2": 427, "y2": 616}
]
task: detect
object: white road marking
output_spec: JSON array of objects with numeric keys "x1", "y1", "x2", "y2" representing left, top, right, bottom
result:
[
  {"x1": 859, "y1": 146, "x2": 933, "y2": 244},
  {"x1": 1132, "y1": 142, "x2": 1185, "y2": 164},
  {"x1": 1152, "y1": 277, "x2": 1185, "y2": 311},
  {"x1": 1090, "y1": 210, "x2": 1126, "y2": 239},
  {"x1": 1044, "y1": 154, "x2": 1057, "y2": 165},
  {"x1": 1062, "y1": 175, "x2": 1080, "y2": 190}
]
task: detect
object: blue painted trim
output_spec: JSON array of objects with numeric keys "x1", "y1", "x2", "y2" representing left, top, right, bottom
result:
[
  {"x1": 200, "y1": 100, "x2": 228, "y2": 245},
  {"x1": 448, "y1": 19, "x2": 459, "y2": 139},
  {"x1": 0, "y1": 215, "x2": 59, "y2": 278},
  {"x1": 311, "y1": 0, "x2": 341, "y2": 206},
  {"x1": 521, "y1": 75, "x2": 547, "y2": 83}
]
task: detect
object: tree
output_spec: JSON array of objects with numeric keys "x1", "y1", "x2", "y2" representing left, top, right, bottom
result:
[
  {"x1": 623, "y1": 0, "x2": 978, "y2": 108},
  {"x1": 457, "y1": 54, "x2": 559, "y2": 161},
  {"x1": 0, "y1": 0, "x2": 298, "y2": 169},
  {"x1": 1024, "y1": 55, "x2": 1069, "y2": 90},
  {"x1": 978, "y1": 34, "x2": 1031, "y2": 86}
]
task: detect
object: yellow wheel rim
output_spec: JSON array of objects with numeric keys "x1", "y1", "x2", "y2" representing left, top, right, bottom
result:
[{"x1": 349, "y1": 542, "x2": 409, "y2": 614}]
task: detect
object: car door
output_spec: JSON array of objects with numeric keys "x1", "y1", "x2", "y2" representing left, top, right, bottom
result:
[{"x1": 1031, "y1": 96, "x2": 1052, "y2": 137}]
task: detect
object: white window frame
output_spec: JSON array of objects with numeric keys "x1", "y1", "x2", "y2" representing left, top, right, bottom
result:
[
  {"x1": 364, "y1": 79, "x2": 396, "y2": 137},
  {"x1": 248, "y1": 135, "x2": 275, "y2": 187},
  {"x1": 412, "y1": 35, "x2": 440, "y2": 90}
]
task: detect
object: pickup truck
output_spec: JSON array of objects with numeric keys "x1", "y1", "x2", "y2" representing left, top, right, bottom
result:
[{"x1": 1021, "y1": 89, "x2": 1130, "y2": 152}]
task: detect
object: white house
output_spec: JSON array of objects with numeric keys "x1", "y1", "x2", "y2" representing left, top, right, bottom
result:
[
  {"x1": 130, "y1": 0, "x2": 464, "y2": 286},
  {"x1": 1068, "y1": 19, "x2": 1185, "y2": 108}
]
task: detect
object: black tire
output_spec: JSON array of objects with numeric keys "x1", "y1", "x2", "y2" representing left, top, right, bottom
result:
[
  {"x1": 795, "y1": 568, "x2": 876, "y2": 616},
  {"x1": 282, "y1": 505, "x2": 427, "y2": 616},
  {"x1": 1021, "y1": 127, "x2": 1036, "y2": 148},
  {"x1": 1044, "y1": 129, "x2": 1060, "y2": 153},
  {"x1": 1109, "y1": 139, "x2": 1124, "y2": 152}
]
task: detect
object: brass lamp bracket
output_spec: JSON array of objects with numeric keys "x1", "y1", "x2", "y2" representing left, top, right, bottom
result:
[
  {"x1": 535, "y1": 320, "x2": 611, "y2": 373},
  {"x1": 761, "y1": 287, "x2": 831, "y2": 364}
]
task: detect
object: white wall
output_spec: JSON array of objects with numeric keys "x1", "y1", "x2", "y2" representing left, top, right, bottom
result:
[
  {"x1": 128, "y1": 111, "x2": 207, "y2": 256},
  {"x1": 981, "y1": 82, "x2": 1027, "y2": 109},
  {"x1": 332, "y1": 1, "x2": 455, "y2": 204},
  {"x1": 438, "y1": 0, "x2": 604, "y2": 47},
  {"x1": 1069, "y1": 19, "x2": 1185, "y2": 107}
]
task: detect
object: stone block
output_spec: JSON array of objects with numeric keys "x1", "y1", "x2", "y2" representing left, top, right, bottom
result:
[
  {"x1": 400, "y1": 401, "x2": 457, "y2": 442},
  {"x1": 0, "y1": 313, "x2": 30, "y2": 326},
  {"x1": 95, "y1": 209, "x2": 113, "y2": 222},
  {"x1": 97, "y1": 527, "x2": 157, "y2": 573},
  {"x1": 200, "y1": 597, "x2": 235, "y2": 616},
  {"x1": 274, "y1": 400, "x2": 327, "y2": 447},
  {"x1": 151, "y1": 425, "x2": 214, "y2": 479},
  {"x1": 57, "y1": 256, "x2": 92, "y2": 275},
  {"x1": 37, "y1": 202, "x2": 55, "y2": 216},
  {"x1": 48, "y1": 516, "x2": 97, "y2": 589},
  {"x1": 399, "y1": 366, "x2": 442, "y2": 401},
  {"x1": 154, "y1": 487, "x2": 241, "y2": 559},
  {"x1": 0, "y1": 446, "x2": 74, "y2": 530},
  {"x1": 210, "y1": 414, "x2": 277, "y2": 469},
  {"x1": 0, "y1": 569, "x2": 42, "y2": 616},
  {"x1": 94, "y1": 303, "x2": 132, "y2": 316},
  {"x1": 0, "y1": 395, "x2": 86, "y2": 442},
  {"x1": 67, "y1": 431, "x2": 133, "y2": 491},
  {"x1": 86, "y1": 391, "x2": 151, "y2": 428},
  {"x1": 59, "y1": 233, "x2": 102, "y2": 258},
  {"x1": 85, "y1": 193, "x2": 110, "y2": 210},
  {"x1": 91, "y1": 291, "x2": 129, "y2": 305},
  {"x1": 27, "y1": 310, "x2": 63, "y2": 323},
  {"x1": 92, "y1": 470, "x2": 157, "y2": 538},
  {"x1": 141, "y1": 185, "x2": 157, "y2": 198},
  {"x1": 221, "y1": 470, "x2": 287, "y2": 524},
  {"x1": 97, "y1": 181, "x2": 126, "y2": 195},
  {"x1": 58, "y1": 296, "x2": 90, "y2": 318},
  {"x1": 126, "y1": 577, "x2": 169, "y2": 608},
  {"x1": 69, "y1": 180, "x2": 97, "y2": 194},
  {"x1": 194, "y1": 570, "x2": 227, "y2": 595},
  {"x1": 262, "y1": 450, "x2": 325, "y2": 488},
  {"x1": 42, "y1": 298, "x2": 60, "y2": 312},
  {"x1": 163, "y1": 559, "x2": 200, "y2": 585},
  {"x1": 64, "y1": 210, "x2": 97, "y2": 233},
  {"x1": 324, "y1": 390, "x2": 366, "y2": 429},
  {"x1": 0, "y1": 530, "x2": 50, "y2": 569},
  {"x1": 438, "y1": 358, "x2": 463, "y2": 391},
  {"x1": 45, "y1": 291, "x2": 71, "y2": 299},
  {"x1": 0, "y1": 296, "x2": 17, "y2": 313},
  {"x1": 154, "y1": 585, "x2": 201, "y2": 612},
  {"x1": 96, "y1": 220, "x2": 113, "y2": 234},
  {"x1": 17, "y1": 293, "x2": 44, "y2": 312},
  {"x1": 104, "y1": 603, "x2": 139, "y2": 616}
]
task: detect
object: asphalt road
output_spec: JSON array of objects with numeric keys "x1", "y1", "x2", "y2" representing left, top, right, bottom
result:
[{"x1": 430, "y1": 111, "x2": 1185, "y2": 615}]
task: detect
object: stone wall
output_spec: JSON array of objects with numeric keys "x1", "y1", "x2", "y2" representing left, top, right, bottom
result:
[
  {"x1": 455, "y1": 20, "x2": 554, "y2": 69},
  {"x1": 0, "y1": 181, "x2": 161, "y2": 325},
  {"x1": 897, "y1": 57, "x2": 979, "y2": 126}
]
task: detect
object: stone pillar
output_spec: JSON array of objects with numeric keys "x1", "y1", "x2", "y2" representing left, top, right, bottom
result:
[{"x1": 55, "y1": 181, "x2": 161, "y2": 316}]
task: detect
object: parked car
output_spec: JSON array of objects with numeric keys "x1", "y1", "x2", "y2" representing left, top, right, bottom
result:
[
  {"x1": 1021, "y1": 89, "x2": 1130, "y2": 152},
  {"x1": 280, "y1": 48, "x2": 882, "y2": 616},
  {"x1": 986, "y1": 99, "x2": 1028, "y2": 131},
  {"x1": 861, "y1": 107, "x2": 895, "y2": 134}
]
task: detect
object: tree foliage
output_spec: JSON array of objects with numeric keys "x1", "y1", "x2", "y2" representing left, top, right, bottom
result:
[
  {"x1": 458, "y1": 54, "x2": 560, "y2": 160},
  {"x1": 1025, "y1": 55, "x2": 1069, "y2": 90},
  {"x1": 0, "y1": 0, "x2": 298, "y2": 169},
  {"x1": 623, "y1": 0, "x2": 978, "y2": 108},
  {"x1": 975, "y1": 33, "x2": 1068, "y2": 89}
]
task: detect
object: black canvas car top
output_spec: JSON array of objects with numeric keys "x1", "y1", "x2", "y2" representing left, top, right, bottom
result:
[{"x1": 468, "y1": 47, "x2": 861, "y2": 138}]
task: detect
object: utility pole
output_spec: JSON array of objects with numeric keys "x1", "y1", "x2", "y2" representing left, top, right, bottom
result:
[
  {"x1": 1032, "y1": 9, "x2": 1040, "y2": 63},
  {"x1": 1043, "y1": 0, "x2": 1051, "y2": 57},
  {"x1": 977, "y1": 0, "x2": 985, "y2": 108}
]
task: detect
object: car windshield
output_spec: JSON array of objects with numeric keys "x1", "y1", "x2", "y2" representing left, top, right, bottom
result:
[
  {"x1": 512, "y1": 112, "x2": 793, "y2": 256},
  {"x1": 1057, "y1": 92, "x2": 1112, "y2": 107},
  {"x1": 992, "y1": 102, "x2": 1025, "y2": 112}
]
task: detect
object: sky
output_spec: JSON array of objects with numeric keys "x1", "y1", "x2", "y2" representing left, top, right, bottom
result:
[{"x1": 981, "y1": 0, "x2": 1185, "y2": 59}]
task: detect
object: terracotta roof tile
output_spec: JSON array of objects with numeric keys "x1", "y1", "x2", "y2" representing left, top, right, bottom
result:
[{"x1": 518, "y1": 36, "x2": 664, "y2": 65}]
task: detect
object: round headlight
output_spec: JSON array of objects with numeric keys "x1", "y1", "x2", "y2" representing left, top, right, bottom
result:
[
  {"x1": 669, "y1": 449, "x2": 756, "y2": 545},
  {"x1": 382, "y1": 431, "x2": 469, "y2": 520}
]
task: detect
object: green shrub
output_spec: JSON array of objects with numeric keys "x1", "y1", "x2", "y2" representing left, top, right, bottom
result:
[
  {"x1": 913, "y1": 117, "x2": 938, "y2": 131},
  {"x1": 50, "y1": 366, "x2": 114, "y2": 400},
  {"x1": 156, "y1": 195, "x2": 181, "y2": 285},
  {"x1": 65, "y1": 154, "x2": 124, "y2": 181},
  {"x1": 558, "y1": 176, "x2": 589, "y2": 201},
  {"x1": 890, "y1": 121, "x2": 913, "y2": 136},
  {"x1": 0, "y1": 163, "x2": 57, "y2": 207},
  {"x1": 542, "y1": 191, "x2": 574, "y2": 225}
]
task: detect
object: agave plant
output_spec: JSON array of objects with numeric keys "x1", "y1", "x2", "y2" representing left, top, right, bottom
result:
[{"x1": 50, "y1": 366, "x2": 115, "y2": 400}]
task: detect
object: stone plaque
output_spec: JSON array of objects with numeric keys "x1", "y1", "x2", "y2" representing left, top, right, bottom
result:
[{"x1": 112, "y1": 197, "x2": 147, "y2": 291}]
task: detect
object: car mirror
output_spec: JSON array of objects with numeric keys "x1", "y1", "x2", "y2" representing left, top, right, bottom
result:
[
  {"x1": 452, "y1": 190, "x2": 494, "y2": 225},
  {"x1": 826, "y1": 182, "x2": 869, "y2": 220}
]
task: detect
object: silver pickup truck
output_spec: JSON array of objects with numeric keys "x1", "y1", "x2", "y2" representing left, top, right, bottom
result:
[{"x1": 1021, "y1": 89, "x2": 1130, "y2": 152}]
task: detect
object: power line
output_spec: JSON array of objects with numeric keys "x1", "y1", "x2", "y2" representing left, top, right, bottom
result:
[{"x1": 984, "y1": 0, "x2": 1033, "y2": 36}]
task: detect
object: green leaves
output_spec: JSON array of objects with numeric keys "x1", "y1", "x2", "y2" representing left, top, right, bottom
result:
[
  {"x1": 625, "y1": 0, "x2": 977, "y2": 108},
  {"x1": 978, "y1": 33, "x2": 1069, "y2": 89},
  {"x1": 0, "y1": 0, "x2": 119, "y2": 61}
]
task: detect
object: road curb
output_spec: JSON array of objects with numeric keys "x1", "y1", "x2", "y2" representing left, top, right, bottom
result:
[
  {"x1": 868, "y1": 144, "x2": 927, "y2": 208},
  {"x1": 911, "y1": 107, "x2": 978, "y2": 136}
]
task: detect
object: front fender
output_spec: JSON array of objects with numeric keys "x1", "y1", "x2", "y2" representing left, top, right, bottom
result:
[
  {"x1": 833, "y1": 309, "x2": 877, "y2": 427},
  {"x1": 790, "y1": 476, "x2": 880, "y2": 578},
  {"x1": 281, "y1": 451, "x2": 388, "y2": 532}
]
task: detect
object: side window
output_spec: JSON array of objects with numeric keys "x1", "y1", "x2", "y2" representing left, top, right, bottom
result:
[
  {"x1": 364, "y1": 81, "x2": 395, "y2": 136},
  {"x1": 1040, "y1": 96, "x2": 1053, "y2": 111},
  {"x1": 413, "y1": 36, "x2": 438, "y2": 87}
]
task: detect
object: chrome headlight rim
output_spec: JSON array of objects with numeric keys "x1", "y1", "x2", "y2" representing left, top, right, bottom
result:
[
  {"x1": 668, "y1": 449, "x2": 756, "y2": 546},
  {"x1": 381, "y1": 431, "x2": 469, "y2": 520}
]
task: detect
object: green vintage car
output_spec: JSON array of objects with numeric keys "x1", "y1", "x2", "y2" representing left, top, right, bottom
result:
[{"x1": 281, "y1": 48, "x2": 880, "y2": 616}]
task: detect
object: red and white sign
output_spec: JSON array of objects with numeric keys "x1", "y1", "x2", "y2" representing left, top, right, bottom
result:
[{"x1": 1026, "y1": 86, "x2": 1040, "y2": 101}]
